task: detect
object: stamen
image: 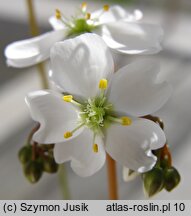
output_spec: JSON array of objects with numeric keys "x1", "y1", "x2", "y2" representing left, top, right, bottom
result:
[
  {"x1": 121, "y1": 116, "x2": 132, "y2": 126},
  {"x1": 55, "y1": 9, "x2": 62, "y2": 19},
  {"x1": 71, "y1": 123, "x2": 85, "y2": 133},
  {"x1": 108, "y1": 116, "x2": 132, "y2": 126},
  {"x1": 55, "y1": 9, "x2": 72, "y2": 29},
  {"x1": 92, "y1": 133, "x2": 99, "y2": 153},
  {"x1": 93, "y1": 4, "x2": 110, "y2": 21},
  {"x1": 63, "y1": 95, "x2": 82, "y2": 107},
  {"x1": 64, "y1": 123, "x2": 85, "y2": 139},
  {"x1": 85, "y1": 13, "x2": 91, "y2": 20},
  {"x1": 64, "y1": 131, "x2": 72, "y2": 139},
  {"x1": 81, "y1": 2, "x2": 87, "y2": 12},
  {"x1": 93, "y1": 144, "x2": 99, "y2": 153},
  {"x1": 103, "y1": 5, "x2": 109, "y2": 11},
  {"x1": 63, "y1": 95, "x2": 73, "y2": 102},
  {"x1": 99, "y1": 79, "x2": 108, "y2": 90}
]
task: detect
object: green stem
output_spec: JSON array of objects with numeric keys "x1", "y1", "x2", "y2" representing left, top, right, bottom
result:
[
  {"x1": 26, "y1": 123, "x2": 40, "y2": 145},
  {"x1": 37, "y1": 63, "x2": 49, "y2": 89},
  {"x1": 26, "y1": 0, "x2": 49, "y2": 89},
  {"x1": 58, "y1": 164, "x2": 71, "y2": 199}
]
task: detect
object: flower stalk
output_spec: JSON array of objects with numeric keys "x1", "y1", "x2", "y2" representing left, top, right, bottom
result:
[
  {"x1": 26, "y1": 123, "x2": 40, "y2": 145},
  {"x1": 106, "y1": 154, "x2": 118, "y2": 200},
  {"x1": 26, "y1": 0, "x2": 49, "y2": 89}
]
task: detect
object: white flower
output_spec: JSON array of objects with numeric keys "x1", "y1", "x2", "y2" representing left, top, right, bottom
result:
[
  {"x1": 25, "y1": 33, "x2": 171, "y2": 177},
  {"x1": 5, "y1": 4, "x2": 163, "y2": 68}
]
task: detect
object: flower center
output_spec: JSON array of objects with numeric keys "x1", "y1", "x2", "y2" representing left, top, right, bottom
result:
[
  {"x1": 67, "y1": 18, "x2": 95, "y2": 37},
  {"x1": 55, "y1": 3, "x2": 110, "y2": 37},
  {"x1": 79, "y1": 92, "x2": 113, "y2": 135},
  {"x1": 62, "y1": 79, "x2": 132, "y2": 153}
]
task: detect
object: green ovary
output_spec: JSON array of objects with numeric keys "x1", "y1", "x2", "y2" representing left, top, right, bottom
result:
[
  {"x1": 67, "y1": 19, "x2": 96, "y2": 37},
  {"x1": 79, "y1": 95, "x2": 113, "y2": 135}
]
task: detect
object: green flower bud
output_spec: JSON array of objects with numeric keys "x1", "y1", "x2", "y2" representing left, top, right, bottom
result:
[
  {"x1": 39, "y1": 144, "x2": 54, "y2": 151},
  {"x1": 24, "y1": 161, "x2": 43, "y2": 183},
  {"x1": 164, "y1": 167, "x2": 181, "y2": 192},
  {"x1": 43, "y1": 156, "x2": 58, "y2": 173},
  {"x1": 18, "y1": 146, "x2": 32, "y2": 164},
  {"x1": 143, "y1": 167, "x2": 164, "y2": 197}
]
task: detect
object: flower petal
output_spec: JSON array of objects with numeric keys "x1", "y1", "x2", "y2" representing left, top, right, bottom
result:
[
  {"x1": 50, "y1": 33, "x2": 114, "y2": 98},
  {"x1": 92, "y1": 5, "x2": 128, "y2": 25},
  {"x1": 5, "y1": 30, "x2": 65, "y2": 68},
  {"x1": 108, "y1": 60, "x2": 172, "y2": 117},
  {"x1": 25, "y1": 90, "x2": 82, "y2": 144},
  {"x1": 54, "y1": 129, "x2": 106, "y2": 177},
  {"x1": 49, "y1": 16, "x2": 66, "y2": 30},
  {"x1": 100, "y1": 21, "x2": 163, "y2": 54},
  {"x1": 124, "y1": 9, "x2": 143, "y2": 22},
  {"x1": 105, "y1": 118, "x2": 166, "y2": 172}
]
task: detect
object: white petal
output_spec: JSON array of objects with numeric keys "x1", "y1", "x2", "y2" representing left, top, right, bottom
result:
[
  {"x1": 92, "y1": 5, "x2": 128, "y2": 25},
  {"x1": 108, "y1": 60, "x2": 172, "y2": 117},
  {"x1": 5, "y1": 30, "x2": 65, "y2": 68},
  {"x1": 25, "y1": 90, "x2": 82, "y2": 144},
  {"x1": 54, "y1": 129, "x2": 106, "y2": 177},
  {"x1": 101, "y1": 21, "x2": 163, "y2": 54},
  {"x1": 105, "y1": 118, "x2": 166, "y2": 172},
  {"x1": 49, "y1": 16, "x2": 66, "y2": 30},
  {"x1": 124, "y1": 10, "x2": 143, "y2": 22},
  {"x1": 50, "y1": 33, "x2": 114, "y2": 98}
]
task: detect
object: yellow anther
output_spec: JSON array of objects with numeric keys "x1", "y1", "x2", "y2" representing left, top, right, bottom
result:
[
  {"x1": 81, "y1": 2, "x2": 87, "y2": 10},
  {"x1": 93, "y1": 144, "x2": 99, "y2": 153},
  {"x1": 99, "y1": 79, "x2": 108, "y2": 90},
  {"x1": 121, "y1": 116, "x2": 132, "y2": 126},
  {"x1": 55, "y1": 9, "x2": 61, "y2": 19},
  {"x1": 63, "y1": 95, "x2": 73, "y2": 102},
  {"x1": 85, "y1": 13, "x2": 91, "y2": 20},
  {"x1": 64, "y1": 131, "x2": 73, "y2": 139},
  {"x1": 103, "y1": 5, "x2": 109, "y2": 11}
]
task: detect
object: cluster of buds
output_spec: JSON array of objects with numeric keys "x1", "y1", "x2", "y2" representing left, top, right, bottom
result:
[
  {"x1": 125, "y1": 115, "x2": 181, "y2": 197},
  {"x1": 142, "y1": 144, "x2": 180, "y2": 197},
  {"x1": 142, "y1": 115, "x2": 181, "y2": 197},
  {"x1": 18, "y1": 124, "x2": 58, "y2": 183}
]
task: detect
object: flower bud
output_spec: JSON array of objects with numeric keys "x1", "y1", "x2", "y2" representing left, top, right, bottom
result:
[
  {"x1": 24, "y1": 161, "x2": 43, "y2": 183},
  {"x1": 43, "y1": 156, "x2": 59, "y2": 173},
  {"x1": 18, "y1": 146, "x2": 32, "y2": 164},
  {"x1": 161, "y1": 154, "x2": 171, "y2": 169},
  {"x1": 164, "y1": 167, "x2": 181, "y2": 192},
  {"x1": 39, "y1": 144, "x2": 54, "y2": 151},
  {"x1": 143, "y1": 167, "x2": 164, "y2": 197}
]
